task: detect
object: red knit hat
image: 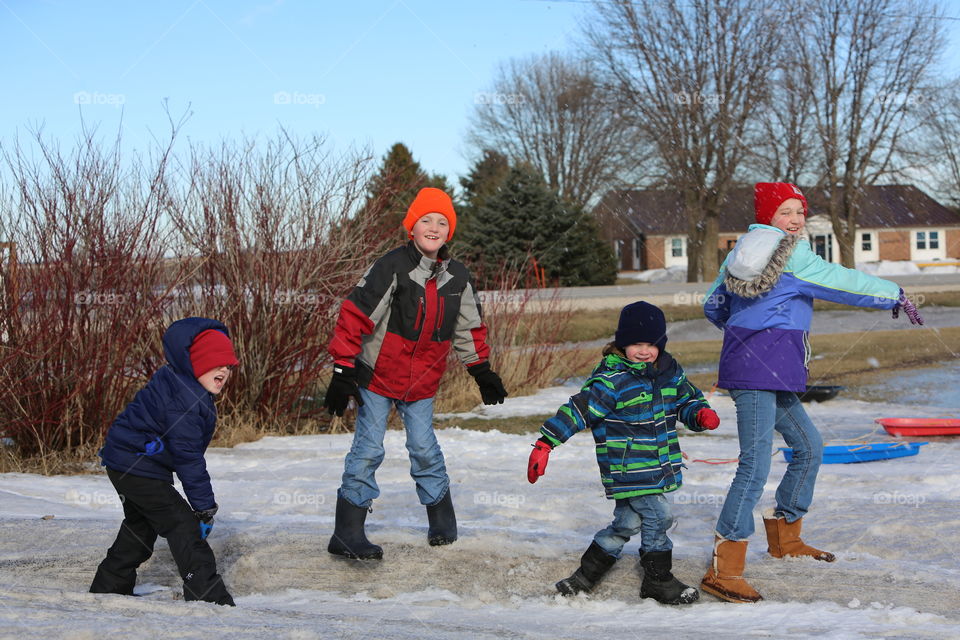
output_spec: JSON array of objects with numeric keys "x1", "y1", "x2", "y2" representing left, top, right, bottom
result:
[
  {"x1": 402, "y1": 187, "x2": 457, "y2": 241},
  {"x1": 754, "y1": 182, "x2": 808, "y2": 226},
  {"x1": 189, "y1": 329, "x2": 239, "y2": 378}
]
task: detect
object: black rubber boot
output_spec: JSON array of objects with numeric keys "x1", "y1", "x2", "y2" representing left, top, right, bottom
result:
[
  {"x1": 639, "y1": 549, "x2": 699, "y2": 605},
  {"x1": 327, "y1": 495, "x2": 383, "y2": 560},
  {"x1": 556, "y1": 541, "x2": 617, "y2": 596},
  {"x1": 426, "y1": 489, "x2": 458, "y2": 546}
]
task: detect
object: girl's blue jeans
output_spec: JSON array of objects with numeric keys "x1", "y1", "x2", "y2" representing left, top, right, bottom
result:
[
  {"x1": 715, "y1": 389, "x2": 823, "y2": 540},
  {"x1": 594, "y1": 494, "x2": 674, "y2": 557},
  {"x1": 338, "y1": 387, "x2": 449, "y2": 509}
]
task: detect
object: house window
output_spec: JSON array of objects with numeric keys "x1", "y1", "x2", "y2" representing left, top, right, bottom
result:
[
  {"x1": 916, "y1": 232, "x2": 926, "y2": 250},
  {"x1": 671, "y1": 238, "x2": 684, "y2": 257},
  {"x1": 614, "y1": 240, "x2": 623, "y2": 260},
  {"x1": 930, "y1": 231, "x2": 939, "y2": 249},
  {"x1": 861, "y1": 232, "x2": 872, "y2": 252}
]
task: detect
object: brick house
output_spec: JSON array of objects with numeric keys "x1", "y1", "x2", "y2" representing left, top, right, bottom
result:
[{"x1": 594, "y1": 184, "x2": 960, "y2": 271}]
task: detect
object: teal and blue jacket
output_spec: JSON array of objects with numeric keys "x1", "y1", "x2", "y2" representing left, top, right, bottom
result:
[
  {"x1": 704, "y1": 224, "x2": 900, "y2": 392},
  {"x1": 539, "y1": 351, "x2": 710, "y2": 499}
]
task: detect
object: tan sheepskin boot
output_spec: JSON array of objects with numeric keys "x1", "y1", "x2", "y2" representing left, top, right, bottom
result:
[
  {"x1": 762, "y1": 510, "x2": 836, "y2": 562},
  {"x1": 700, "y1": 535, "x2": 763, "y2": 603}
]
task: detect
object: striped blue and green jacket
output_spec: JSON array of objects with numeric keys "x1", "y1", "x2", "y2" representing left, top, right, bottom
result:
[{"x1": 540, "y1": 351, "x2": 709, "y2": 500}]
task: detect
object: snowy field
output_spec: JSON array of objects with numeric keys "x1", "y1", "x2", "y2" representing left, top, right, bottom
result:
[{"x1": 2, "y1": 388, "x2": 959, "y2": 639}]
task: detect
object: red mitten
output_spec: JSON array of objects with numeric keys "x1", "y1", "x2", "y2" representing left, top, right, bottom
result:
[
  {"x1": 696, "y1": 408, "x2": 720, "y2": 430},
  {"x1": 527, "y1": 440, "x2": 552, "y2": 484}
]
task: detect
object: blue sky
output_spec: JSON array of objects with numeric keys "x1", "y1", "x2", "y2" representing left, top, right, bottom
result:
[
  {"x1": 3, "y1": 1, "x2": 959, "y2": 186},
  {"x1": 1, "y1": 0, "x2": 585, "y2": 183}
]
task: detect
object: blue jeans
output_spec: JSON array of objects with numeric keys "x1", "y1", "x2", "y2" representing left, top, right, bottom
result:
[
  {"x1": 715, "y1": 389, "x2": 823, "y2": 540},
  {"x1": 338, "y1": 387, "x2": 449, "y2": 509},
  {"x1": 593, "y1": 494, "x2": 674, "y2": 557}
]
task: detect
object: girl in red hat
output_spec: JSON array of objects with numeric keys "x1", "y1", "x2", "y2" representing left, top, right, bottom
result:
[
  {"x1": 324, "y1": 187, "x2": 507, "y2": 560},
  {"x1": 700, "y1": 183, "x2": 923, "y2": 603}
]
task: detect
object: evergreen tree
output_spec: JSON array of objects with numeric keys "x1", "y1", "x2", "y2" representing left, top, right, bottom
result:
[
  {"x1": 459, "y1": 149, "x2": 510, "y2": 212},
  {"x1": 363, "y1": 142, "x2": 450, "y2": 243},
  {"x1": 455, "y1": 149, "x2": 510, "y2": 252},
  {"x1": 458, "y1": 164, "x2": 616, "y2": 288}
]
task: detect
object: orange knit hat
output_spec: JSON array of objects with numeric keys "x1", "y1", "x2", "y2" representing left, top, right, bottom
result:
[{"x1": 402, "y1": 187, "x2": 457, "y2": 241}]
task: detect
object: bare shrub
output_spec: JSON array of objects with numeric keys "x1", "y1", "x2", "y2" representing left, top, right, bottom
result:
[
  {"x1": 0, "y1": 128, "x2": 185, "y2": 459},
  {"x1": 167, "y1": 133, "x2": 388, "y2": 431}
]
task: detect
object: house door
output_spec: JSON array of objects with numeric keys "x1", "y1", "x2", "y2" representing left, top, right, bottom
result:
[
  {"x1": 633, "y1": 235, "x2": 646, "y2": 271},
  {"x1": 812, "y1": 234, "x2": 833, "y2": 262}
]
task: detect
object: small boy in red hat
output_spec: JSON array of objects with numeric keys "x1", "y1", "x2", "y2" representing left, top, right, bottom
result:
[
  {"x1": 90, "y1": 317, "x2": 239, "y2": 606},
  {"x1": 324, "y1": 187, "x2": 507, "y2": 560}
]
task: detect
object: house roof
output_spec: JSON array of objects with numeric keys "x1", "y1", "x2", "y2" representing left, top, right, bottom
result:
[{"x1": 594, "y1": 184, "x2": 960, "y2": 236}]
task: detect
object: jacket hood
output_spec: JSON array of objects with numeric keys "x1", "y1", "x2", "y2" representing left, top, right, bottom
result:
[
  {"x1": 163, "y1": 317, "x2": 232, "y2": 376},
  {"x1": 724, "y1": 224, "x2": 800, "y2": 298}
]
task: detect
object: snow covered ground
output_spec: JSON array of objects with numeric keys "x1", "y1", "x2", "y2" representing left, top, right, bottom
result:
[{"x1": 2, "y1": 389, "x2": 959, "y2": 639}]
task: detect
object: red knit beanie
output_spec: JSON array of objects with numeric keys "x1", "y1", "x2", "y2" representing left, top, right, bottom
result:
[
  {"x1": 189, "y1": 329, "x2": 239, "y2": 378},
  {"x1": 754, "y1": 182, "x2": 808, "y2": 226},
  {"x1": 402, "y1": 187, "x2": 457, "y2": 241}
]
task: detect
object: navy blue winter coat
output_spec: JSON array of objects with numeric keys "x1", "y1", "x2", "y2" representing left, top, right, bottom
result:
[{"x1": 99, "y1": 317, "x2": 230, "y2": 511}]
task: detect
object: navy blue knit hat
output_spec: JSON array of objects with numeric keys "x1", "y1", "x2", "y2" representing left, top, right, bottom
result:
[{"x1": 614, "y1": 301, "x2": 667, "y2": 350}]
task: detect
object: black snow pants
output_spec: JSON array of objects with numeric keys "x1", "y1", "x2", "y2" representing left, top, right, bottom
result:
[{"x1": 89, "y1": 469, "x2": 233, "y2": 605}]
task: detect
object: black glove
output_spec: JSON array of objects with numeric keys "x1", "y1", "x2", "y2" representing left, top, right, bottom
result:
[
  {"x1": 195, "y1": 504, "x2": 218, "y2": 540},
  {"x1": 324, "y1": 364, "x2": 364, "y2": 417},
  {"x1": 468, "y1": 361, "x2": 508, "y2": 405}
]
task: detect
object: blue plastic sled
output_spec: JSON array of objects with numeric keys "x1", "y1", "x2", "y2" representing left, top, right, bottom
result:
[{"x1": 779, "y1": 442, "x2": 927, "y2": 464}]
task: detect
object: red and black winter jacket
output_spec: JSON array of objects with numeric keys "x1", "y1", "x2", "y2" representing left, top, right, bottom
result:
[{"x1": 328, "y1": 242, "x2": 491, "y2": 401}]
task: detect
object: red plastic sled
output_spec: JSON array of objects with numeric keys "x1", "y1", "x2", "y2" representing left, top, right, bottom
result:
[{"x1": 876, "y1": 418, "x2": 960, "y2": 437}]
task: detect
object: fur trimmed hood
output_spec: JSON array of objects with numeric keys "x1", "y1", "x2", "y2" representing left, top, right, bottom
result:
[{"x1": 724, "y1": 230, "x2": 800, "y2": 298}]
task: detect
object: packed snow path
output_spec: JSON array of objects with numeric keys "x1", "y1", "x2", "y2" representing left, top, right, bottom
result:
[{"x1": 2, "y1": 395, "x2": 959, "y2": 638}]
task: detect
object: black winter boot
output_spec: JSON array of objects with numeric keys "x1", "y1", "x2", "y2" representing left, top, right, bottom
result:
[
  {"x1": 639, "y1": 549, "x2": 699, "y2": 605},
  {"x1": 328, "y1": 495, "x2": 383, "y2": 560},
  {"x1": 426, "y1": 489, "x2": 457, "y2": 546},
  {"x1": 556, "y1": 541, "x2": 617, "y2": 596}
]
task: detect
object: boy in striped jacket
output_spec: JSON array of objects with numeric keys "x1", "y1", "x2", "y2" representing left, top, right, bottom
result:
[{"x1": 527, "y1": 301, "x2": 719, "y2": 605}]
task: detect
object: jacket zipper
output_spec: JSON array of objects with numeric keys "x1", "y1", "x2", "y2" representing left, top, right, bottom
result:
[{"x1": 415, "y1": 296, "x2": 424, "y2": 330}]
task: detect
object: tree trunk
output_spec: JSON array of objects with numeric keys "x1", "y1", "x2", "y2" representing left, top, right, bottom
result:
[{"x1": 701, "y1": 212, "x2": 720, "y2": 281}]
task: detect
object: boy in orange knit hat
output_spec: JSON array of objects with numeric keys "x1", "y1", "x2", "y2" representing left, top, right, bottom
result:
[
  {"x1": 324, "y1": 187, "x2": 507, "y2": 560},
  {"x1": 90, "y1": 317, "x2": 238, "y2": 606}
]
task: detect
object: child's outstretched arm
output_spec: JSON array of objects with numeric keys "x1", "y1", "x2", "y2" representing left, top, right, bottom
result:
[
  {"x1": 166, "y1": 409, "x2": 216, "y2": 512},
  {"x1": 675, "y1": 370, "x2": 719, "y2": 432},
  {"x1": 787, "y1": 240, "x2": 902, "y2": 311},
  {"x1": 325, "y1": 256, "x2": 398, "y2": 415},
  {"x1": 527, "y1": 378, "x2": 615, "y2": 483}
]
